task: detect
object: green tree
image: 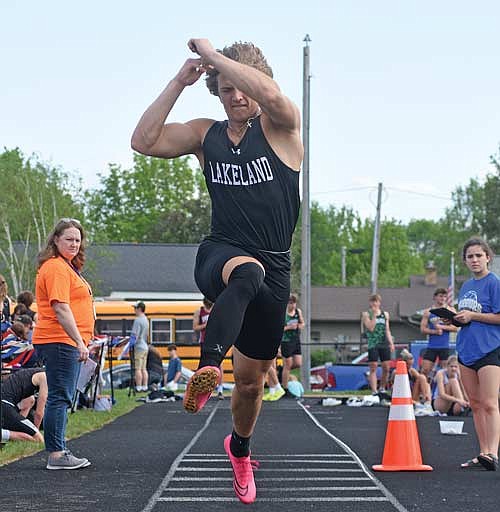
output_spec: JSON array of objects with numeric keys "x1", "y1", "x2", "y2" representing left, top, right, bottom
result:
[
  {"x1": 292, "y1": 202, "x2": 424, "y2": 289},
  {"x1": 443, "y1": 145, "x2": 500, "y2": 252},
  {"x1": 0, "y1": 148, "x2": 83, "y2": 293},
  {"x1": 84, "y1": 153, "x2": 210, "y2": 243}
]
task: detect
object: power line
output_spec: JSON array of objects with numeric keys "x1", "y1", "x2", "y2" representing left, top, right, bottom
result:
[
  {"x1": 311, "y1": 186, "x2": 374, "y2": 196},
  {"x1": 385, "y1": 186, "x2": 452, "y2": 201}
]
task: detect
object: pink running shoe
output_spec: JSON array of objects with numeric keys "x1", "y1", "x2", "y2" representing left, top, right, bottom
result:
[
  {"x1": 224, "y1": 434, "x2": 256, "y2": 504},
  {"x1": 183, "y1": 366, "x2": 221, "y2": 413}
]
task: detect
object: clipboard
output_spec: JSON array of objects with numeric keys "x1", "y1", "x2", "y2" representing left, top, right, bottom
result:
[{"x1": 429, "y1": 307, "x2": 468, "y2": 327}]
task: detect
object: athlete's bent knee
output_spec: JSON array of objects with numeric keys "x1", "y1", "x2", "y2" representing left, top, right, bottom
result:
[{"x1": 227, "y1": 262, "x2": 265, "y2": 301}]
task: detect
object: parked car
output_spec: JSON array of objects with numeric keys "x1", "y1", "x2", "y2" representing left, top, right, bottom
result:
[{"x1": 310, "y1": 343, "x2": 409, "y2": 391}]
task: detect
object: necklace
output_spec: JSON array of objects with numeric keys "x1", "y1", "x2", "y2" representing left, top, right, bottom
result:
[{"x1": 227, "y1": 108, "x2": 262, "y2": 139}]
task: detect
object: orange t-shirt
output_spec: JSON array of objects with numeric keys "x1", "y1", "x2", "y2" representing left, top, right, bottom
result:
[{"x1": 32, "y1": 256, "x2": 94, "y2": 347}]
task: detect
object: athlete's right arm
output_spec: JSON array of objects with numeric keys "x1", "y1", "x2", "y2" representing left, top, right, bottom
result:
[
  {"x1": 420, "y1": 309, "x2": 440, "y2": 335},
  {"x1": 361, "y1": 311, "x2": 376, "y2": 332},
  {"x1": 131, "y1": 58, "x2": 212, "y2": 159}
]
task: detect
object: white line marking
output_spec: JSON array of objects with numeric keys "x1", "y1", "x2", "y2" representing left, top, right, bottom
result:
[
  {"x1": 139, "y1": 404, "x2": 220, "y2": 512},
  {"x1": 158, "y1": 497, "x2": 390, "y2": 502},
  {"x1": 298, "y1": 401, "x2": 410, "y2": 512},
  {"x1": 180, "y1": 459, "x2": 356, "y2": 464},
  {"x1": 176, "y1": 467, "x2": 363, "y2": 472},
  {"x1": 187, "y1": 453, "x2": 350, "y2": 457},
  {"x1": 165, "y1": 486, "x2": 379, "y2": 491},
  {"x1": 171, "y1": 476, "x2": 371, "y2": 481},
  {"x1": 182, "y1": 457, "x2": 356, "y2": 469}
]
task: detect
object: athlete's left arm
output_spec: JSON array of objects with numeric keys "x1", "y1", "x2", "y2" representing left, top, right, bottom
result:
[
  {"x1": 384, "y1": 312, "x2": 395, "y2": 349},
  {"x1": 188, "y1": 38, "x2": 300, "y2": 131},
  {"x1": 297, "y1": 308, "x2": 305, "y2": 330}
]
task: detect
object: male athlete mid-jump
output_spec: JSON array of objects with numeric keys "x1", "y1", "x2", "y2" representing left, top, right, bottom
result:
[{"x1": 132, "y1": 38, "x2": 303, "y2": 503}]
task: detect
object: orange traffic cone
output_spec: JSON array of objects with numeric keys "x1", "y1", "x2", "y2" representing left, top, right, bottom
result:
[{"x1": 372, "y1": 360, "x2": 433, "y2": 472}]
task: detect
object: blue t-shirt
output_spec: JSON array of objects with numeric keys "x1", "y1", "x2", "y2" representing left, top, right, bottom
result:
[
  {"x1": 166, "y1": 356, "x2": 182, "y2": 382},
  {"x1": 456, "y1": 272, "x2": 500, "y2": 365},
  {"x1": 427, "y1": 312, "x2": 450, "y2": 349}
]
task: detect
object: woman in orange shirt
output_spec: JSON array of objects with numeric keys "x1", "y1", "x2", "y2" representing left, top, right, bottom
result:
[{"x1": 33, "y1": 219, "x2": 94, "y2": 470}]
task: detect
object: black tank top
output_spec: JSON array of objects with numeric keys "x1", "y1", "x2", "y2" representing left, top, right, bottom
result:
[
  {"x1": 2, "y1": 368, "x2": 43, "y2": 405},
  {"x1": 202, "y1": 117, "x2": 300, "y2": 263}
]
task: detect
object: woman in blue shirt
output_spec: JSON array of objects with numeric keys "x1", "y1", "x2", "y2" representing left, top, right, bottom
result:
[{"x1": 455, "y1": 238, "x2": 500, "y2": 471}]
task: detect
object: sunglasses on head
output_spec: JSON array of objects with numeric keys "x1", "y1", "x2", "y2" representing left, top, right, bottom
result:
[{"x1": 60, "y1": 217, "x2": 81, "y2": 223}]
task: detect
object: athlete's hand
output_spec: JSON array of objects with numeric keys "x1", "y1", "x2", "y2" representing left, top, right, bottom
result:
[
  {"x1": 174, "y1": 58, "x2": 206, "y2": 87},
  {"x1": 188, "y1": 38, "x2": 216, "y2": 62},
  {"x1": 435, "y1": 328, "x2": 443, "y2": 336}
]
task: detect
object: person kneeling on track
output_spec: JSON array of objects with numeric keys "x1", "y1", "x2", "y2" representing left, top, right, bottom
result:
[{"x1": 0, "y1": 368, "x2": 47, "y2": 443}]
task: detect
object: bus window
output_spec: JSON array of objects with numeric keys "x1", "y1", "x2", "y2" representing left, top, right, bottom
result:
[
  {"x1": 151, "y1": 319, "x2": 172, "y2": 345},
  {"x1": 175, "y1": 318, "x2": 197, "y2": 345},
  {"x1": 96, "y1": 319, "x2": 133, "y2": 337}
]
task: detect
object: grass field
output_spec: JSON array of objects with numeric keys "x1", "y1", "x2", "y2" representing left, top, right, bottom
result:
[{"x1": 0, "y1": 389, "x2": 142, "y2": 466}]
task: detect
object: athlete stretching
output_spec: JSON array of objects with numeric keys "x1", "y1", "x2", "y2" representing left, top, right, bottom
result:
[{"x1": 132, "y1": 38, "x2": 302, "y2": 503}]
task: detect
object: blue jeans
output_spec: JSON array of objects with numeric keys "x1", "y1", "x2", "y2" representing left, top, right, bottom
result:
[{"x1": 35, "y1": 343, "x2": 80, "y2": 452}]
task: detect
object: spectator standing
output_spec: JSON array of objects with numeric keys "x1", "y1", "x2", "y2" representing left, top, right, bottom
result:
[
  {"x1": 420, "y1": 288, "x2": 458, "y2": 379},
  {"x1": 131, "y1": 301, "x2": 149, "y2": 392},
  {"x1": 280, "y1": 293, "x2": 304, "y2": 397},
  {"x1": 362, "y1": 294, "x2": 395, "y2": 394},
  {"x1": 454, "y1": 237, "x2": 500, "y2": 471},
  {"x1": 193, "y1": 298, "x2": 223, "y2": 399},
  {"x1": 33, "y1": 218, "x2": 94, "y2": 470},
  {"x1": 165, "y1": 344, "x2": 182, "y2": 391}
]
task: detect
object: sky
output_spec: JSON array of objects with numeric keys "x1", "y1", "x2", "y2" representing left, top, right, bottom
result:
[{"x1": 2, "y1": 1, "x2": 499, "y2": 223}]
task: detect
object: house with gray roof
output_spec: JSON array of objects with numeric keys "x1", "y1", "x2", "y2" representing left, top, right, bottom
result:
[{"x1": 87, "y1": 243, "x2": 202, "y2": 300}]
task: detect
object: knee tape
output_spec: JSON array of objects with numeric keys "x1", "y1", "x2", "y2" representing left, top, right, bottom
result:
[{"x1": 227, "y1": 262, "x2": 265, "y2": 300}]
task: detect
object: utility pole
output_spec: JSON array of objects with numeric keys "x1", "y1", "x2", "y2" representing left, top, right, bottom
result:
[
  {"x1": 300, "y1": 34, "x2": 312, "y2": 391},
  {"x1": 370, "y1": 183, "x2": 383, "y2": 294},
  {"x1": 341, "y1": 246, "x2": 347, "y2": 286}
]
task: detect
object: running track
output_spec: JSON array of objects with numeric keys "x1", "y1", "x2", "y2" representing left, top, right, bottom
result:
[{"x1": 0, "y1": 399, "x2": 498, "y2": 511}]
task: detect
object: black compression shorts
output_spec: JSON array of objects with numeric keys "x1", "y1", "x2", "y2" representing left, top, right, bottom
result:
[
  {"x1": 194, "y1": 239, "x2": 290, "y2": 360},
  {"x1": 0, "y1": 401, "x2": 38, "y2": 436}
]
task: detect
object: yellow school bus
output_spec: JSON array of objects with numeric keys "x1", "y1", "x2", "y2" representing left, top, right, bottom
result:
[{"x1": 94, "y1": 300, "x2": 234, "y2": 382}]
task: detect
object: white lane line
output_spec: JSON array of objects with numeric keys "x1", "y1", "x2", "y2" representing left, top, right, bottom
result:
[
  {"x1": 139, "y1": 404, "x2": 220, "y2": 512},
  {"x1": 158, "y1": 497, "x2": 390, "y2": 502},
  {"x1": 187, "y1": 453, "x2": 350, "y2": 457},
  {"x1": 171, "y1": 477, "x2": 371, "y2": 481},
  {"x1": 181, "y1": 458, "x2": 356, "y2": 463},
  {"x1": 298, "y1": 401, "x2": 410, "y2": 512},
  {"x1": 165, "y1": 486, "x2": 379, "y2": 491},
  {"x1": 176, "y1": 467, "x2": 363, "y2": 472}
]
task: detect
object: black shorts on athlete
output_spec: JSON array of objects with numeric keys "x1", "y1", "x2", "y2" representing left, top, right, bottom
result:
[
  {"x1": 368, "y1": 346, "x2": 391, "y2": 363},
  {"x1": 423, "y1": 347, "x2": 450, "y2": 363},
  {"x1": 281, "y1": 338, "x2": 301, "y2": 358},
  {"x1": 458, "y1": 345, "x2": 500, "y2": 372},
  {"x1": 0, "y1": 401, "x2": 38, "y2": 436},
  {"x1": 194, "y1": 238, "x2": 290, "y2": 361}
]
